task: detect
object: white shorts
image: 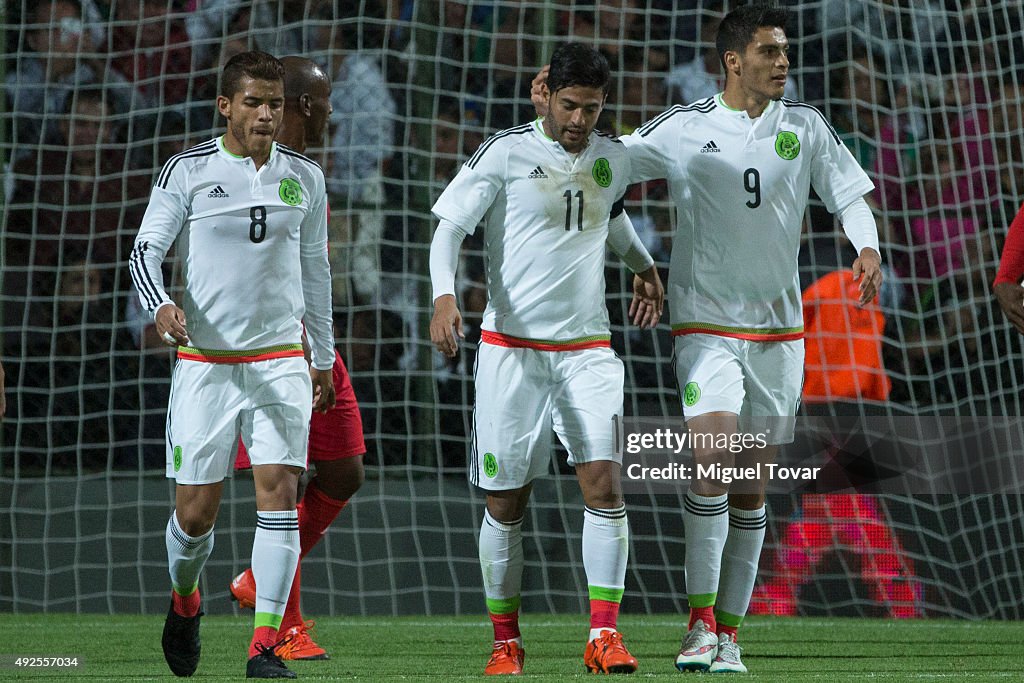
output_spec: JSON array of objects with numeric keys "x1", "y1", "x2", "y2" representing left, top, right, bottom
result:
[
  {"x1": 470, "y1": 343, "x2": 624, "y2": 490},
  {"x1": 672, "y1": 334, "x2": 803, "y2": 445},
  {"x1": 166, "y1": 356, "x2": 313, "y2": 484}
]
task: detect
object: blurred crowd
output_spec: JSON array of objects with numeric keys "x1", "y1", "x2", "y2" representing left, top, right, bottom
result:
[{"x1": 1, "y1": 0, "x2": 1023, "y2": 469}]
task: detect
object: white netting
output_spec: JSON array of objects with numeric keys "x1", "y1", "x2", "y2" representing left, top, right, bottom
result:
[{"x1": 1, "y1": 0, "x2": 1023, "y2": 619}]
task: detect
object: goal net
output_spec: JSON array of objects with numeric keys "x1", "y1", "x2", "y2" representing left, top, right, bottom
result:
[{"x1": 2, "y1": 0, "x2": 1023, "y2": 620}]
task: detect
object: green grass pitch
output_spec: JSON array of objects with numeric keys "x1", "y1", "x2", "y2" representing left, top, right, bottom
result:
[{"x1": 2, "y1": 613, "x2": 1021, "y2": 680}]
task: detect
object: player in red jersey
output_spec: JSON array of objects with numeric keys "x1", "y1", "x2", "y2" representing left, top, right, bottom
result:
[
  {"x1": 994, "y1": 202, "x2": 1024, "y2": 334},
  {"x1": 230, "y1": 56, "x2": 365, "y2": 662}
]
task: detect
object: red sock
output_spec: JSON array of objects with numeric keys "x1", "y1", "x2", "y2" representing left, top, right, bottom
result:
[
  {"x1": 489, "y1": 611, "x2": 521, "y2": 642},
  {"x1": 717, "y1": 623, "x2": 738, "y2": 642},
  {"x1": 279, "y1": 564, "x2": 303, "y2": 632},
  {"x1": 298, "y1": 481, "x2": 349, "y2": 559},
  {"x1": 172, "y1": 588, "x2": 200, "y2": 618},
  {"x1": 688, "y1": 606, "x2": 716, "y2": 631},
  {"x1": 590, "y1": 599, "x2": 620, "y2": 631},
  {"x1": 249, "y1": 626, "x2": 279, "y2": 658}
]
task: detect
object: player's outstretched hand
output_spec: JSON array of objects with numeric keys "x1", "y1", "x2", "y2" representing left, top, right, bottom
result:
[
  {"x1": 994, "y1": 282, "x2": 1024, "y2": 335},
  {"x1": 310, "y1": 366, "x2": 336, "y2": 413},
  {"x1": 629, "y1": 266, "x2": 664, "y2": 329},
  {"x1": 430, "y1": 294, "x2": 464, "y2": 358},
  {"x1": 155, "y1": 303, "x2": 190, "y2": 346},
  {"x1": 531, "y1": 65, "x2": 550, "y2": 118},
  {"x1": 852, "y1": 247, "x2": 883, "y2": 307}
]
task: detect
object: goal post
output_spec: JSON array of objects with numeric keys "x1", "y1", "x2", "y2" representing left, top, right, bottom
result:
[{"x1": 1, "y1": 0, "x2": 1023, "y2": 619}]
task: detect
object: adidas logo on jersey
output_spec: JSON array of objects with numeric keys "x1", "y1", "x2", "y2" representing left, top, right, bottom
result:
[
  {"x1": 527, "y1": 166, "x2": 548, "y2": 179},
  {"x1": 207, "y1": 185, "x2": 229, "y2": 198},
  {"x1": 700, "y1": 140, "x2": 721, "y2": 154}
]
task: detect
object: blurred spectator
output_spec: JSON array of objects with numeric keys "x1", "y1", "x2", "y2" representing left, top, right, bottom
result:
[
  {"x1": 185, "y1": 0, "x2": 326, "y2": 59},
  {"x1": 18, "y1": 247, "x2": 139, "y2": 469},
  {"x1": 567, "y1": 0, "x2": 665, "y2": 71},
  {"x1": 802, "y1": 270, "x2": 890, "y2": 404},
  {"x1": 828, "y1": 43, "x2": 886, "y2": 172},
  {"x1": 990, "y1": 75, "x2": 1024, "y2": 220},
  {"x1": 7, "y1": 89, "x2": 147, "y2": 276},
  {"x1": 750, "y1": 494, "x2": 921, "y2": 618},
  {"x1": 889, "y1": 124, "x2": 984, "y2": 289},
  {"x1": 108, "y1": 0, "x2": 192, "y2": 108},
  {"x1": 883, "y1": 276, "x2": 991, "y2": 409},
  {"x1": 343, "y1": 308, "x2": 408, "y2": 466},
  {"x1": 429, "y1": 96, "x2": 483, "y2": 193},
  {"x1": 187, "y1": 34, "x2": 250, "y2": 135},
  {"x1": 665, "y1": 5, "x2": 795, "y2": 105},
  {"x1": 316, "y1": 1, "x2": 396, "y2": 304},
  {"x1": 5, "y1": 0, "x2": 132, "y2": 161},
  {"x1": 608, "y1": 47, "x2": 667, "y2": 136},
  {"x1": 818, "y1": 0, "x2": 948, "y2": 77},
  {"x1": 665, "y1": 9, "x2": 724, "y2": 105},
  {"x1": 321, "y1": 4, "x2": 395, "y2": 204}
]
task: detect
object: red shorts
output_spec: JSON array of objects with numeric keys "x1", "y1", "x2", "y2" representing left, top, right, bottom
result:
[{"x1": 234, "y1": 350, "x2": 365, "y2": 469}]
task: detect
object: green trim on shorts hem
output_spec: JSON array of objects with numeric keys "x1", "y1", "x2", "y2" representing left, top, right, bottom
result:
[
  {"x1": 486, "y1": 596, "x2": 521, "y2": 615},
  {"x1": 254, "y1": 612, "x2": 284, "y2": 630},
  {"x1": 714, "y1": 609, "x2": 744, "y2": 628},
  {"x1": 687, "y1": 592, "x2": 717, "y2": 608}
]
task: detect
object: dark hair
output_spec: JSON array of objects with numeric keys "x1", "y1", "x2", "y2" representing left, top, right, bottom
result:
[
  {"x1": 220, "y1": 51, "x2": 285, "y2": 99},
  {"x1": 62, "y1": 87, "x2": 115, "y2": 116},
  {"x1": 546, "y1": 41, "x2": 610, "y2": 96},
  {"x1": 716, "y1": 3, "x2": 789, "y2": 67}
]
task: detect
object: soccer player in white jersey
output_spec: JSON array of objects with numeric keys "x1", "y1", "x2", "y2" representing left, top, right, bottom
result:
[
  {"x1": 129, "y1": 51, "x2": 335, "y2": 680},
  {"x1": 623, "y1": 5, "x2": 883, "y2": 674},
  {"x1": 429, "y1": 42, "x2": 664, "y2": 675}
]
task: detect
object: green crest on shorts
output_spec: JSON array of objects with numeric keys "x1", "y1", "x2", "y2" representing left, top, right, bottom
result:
[
  {"x1": 173, "y1": 445, "x2": 183, "y2": 472},
  {"x1": 775, "y1": 131, "x2": 800, "y2": 160},
  {"x1": 592, "y1": 158, "x2": 612, "y2": 188},
  {"x1": 279, "y1": 178, "x2": 302, "y2": 206},
  {"x1": 683, "y1": 382, "x2": 701, "y2": 407},
  {"x1": 483, "y1": 452, "x2": 499, "y2": 478}
]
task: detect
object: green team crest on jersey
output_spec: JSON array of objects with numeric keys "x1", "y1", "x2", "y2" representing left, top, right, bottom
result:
[
  {"x1": 173, "y1": 445, "x2": 183, "y2": 472},
  {"x1": 775, "y1": 131, "x2": 800, "y2": 160},
  {"x1": 483, "y1": 452, "x2": 499, "y2": 478},
  {"x1": 279, "y1": 178, "x2": 302, "y2": 206},
  {"x1": 592, "y1": 158, "x2": 612, "y2": 187},
  {"x1": 683, "y1": 382, "x2": 701, "y2": 407}
]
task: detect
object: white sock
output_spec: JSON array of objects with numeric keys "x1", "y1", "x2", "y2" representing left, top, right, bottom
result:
[
  {"x1": 251, "y1": 510, "x2": 300, "y2": 631},
  {"x1": 589, "y1": 627, "x2": 619, "y2": 641},
  {"x1": 583, "y1": 505, "x2": 628, "y2": 641},
  {"x1": 682, "y1": 491, "x2": 729, "y2": 608},
  {"x1": 715, "y1": 505, "x2": 767, "y2": 630},
  {"x1": 479, "y1": 510, "x2": 524, "y2": 634},
  {"x1": 165, "y1": 511, "x2": 214, "y2": 595}
]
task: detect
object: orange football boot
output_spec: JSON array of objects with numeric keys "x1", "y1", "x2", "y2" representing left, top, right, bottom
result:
[
  {"x1": 229, "y1": 568, "x2": 256, "y2": 609},
  {"x1": 276, "y1": 621, "x2": 330, "y2": 661},
  {"x1": 584, "y1": 630, "x2": 638, "y2": 674},
  {"x1": 485, "y1": 640, "x2": 525, "y2": 675}
]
